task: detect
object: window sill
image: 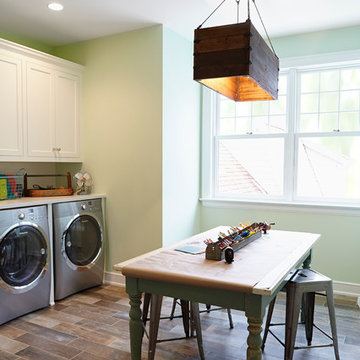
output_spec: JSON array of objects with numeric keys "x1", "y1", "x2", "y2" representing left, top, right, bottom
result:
[{"x1": 200, "y1": 198, "x2": 360, "y2": 216}]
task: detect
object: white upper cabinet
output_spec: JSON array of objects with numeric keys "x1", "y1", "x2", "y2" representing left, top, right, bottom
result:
[
  {"x1": 54, "y1": 71, "x2": 80, "y2": 159},
  {"x1": 26, "y1": 62, "x2": 55, "y2": 158},
  {"x1": 0, "y1": 51, "x2": 23, "y2": 157},
  {"x1": 0, "y1": 38, "x2": 83, "y2": 162}
]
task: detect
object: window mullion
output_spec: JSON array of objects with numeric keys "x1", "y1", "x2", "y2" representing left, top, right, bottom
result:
[
  {"x1": 337, "y1": 70, "x2": 341, "y2": 130},
  {"x1": 283, "y1": 69, "x2": 297, "y2": 201}
]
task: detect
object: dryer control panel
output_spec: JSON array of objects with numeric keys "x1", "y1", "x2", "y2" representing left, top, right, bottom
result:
[{"x1": 78, "y1": 200, "x2": 101, "y2": 213}]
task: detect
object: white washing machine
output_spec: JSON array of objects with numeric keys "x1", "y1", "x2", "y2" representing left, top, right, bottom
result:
[
  {"x1": 53, "y1": 198, "x2": 104, "y2": 300},
  {"x1": 0, "y1": 205, "x2": 51, "y2": 325}
]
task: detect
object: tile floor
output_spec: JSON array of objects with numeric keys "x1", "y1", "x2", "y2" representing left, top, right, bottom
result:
[{"x1": 0, "y1": 285, "x2": 358, "y2": 359}]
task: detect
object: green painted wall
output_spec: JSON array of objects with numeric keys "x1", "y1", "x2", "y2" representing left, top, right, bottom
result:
[
  {"x1": 201, "y1": 207, "x2": 359, "y2": 284},
  {"x1": 273, "y1": 25, "x2": 360, "y2": 58},
  {"x1": 54, "y1": 26, "x2": 163, "y2": 272},
  {"x1": 54, "y1": 25, "x2": 202, "y2": 271},
  {"x1": 162, "y1": 27, "x2": 201, "y2": 246},
  {"x1": 200, "y1": 25, "x2": 360, "y2": 285},
  {"x1": 0, "y1": 30, "x2": 54, "y2": 54},
  {"x1": 3, "y1": 21, "x2": 360, "y2": 284}
]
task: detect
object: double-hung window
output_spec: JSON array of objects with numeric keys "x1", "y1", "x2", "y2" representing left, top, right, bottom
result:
[{"x1": 202, "y1": 52, "x2": 360, "y2": 208}]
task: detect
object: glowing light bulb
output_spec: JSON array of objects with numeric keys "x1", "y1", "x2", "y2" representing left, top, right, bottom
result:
[{"x1": 48, "y1": 3, "x2": 64, "y2": 11}]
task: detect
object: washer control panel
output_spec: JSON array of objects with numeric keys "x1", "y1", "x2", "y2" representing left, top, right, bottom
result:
[
  {"x1": 18, "y1": 213, "x2": 25, "y2": 220},
  {"x1": 0, "y1": 205, "x2": 48, "y2": 228},
  {"x1": 78, "y1": 200, "x2": 101, "y2": 213}
]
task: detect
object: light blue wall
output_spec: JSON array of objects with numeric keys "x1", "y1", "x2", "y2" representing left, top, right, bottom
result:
[
  {"x1": 162, "y1": 27, "x2": 201, "y2": 246},
  {"x1": 200, "y1": 25, "x2": 360, "y2": 285},
  {"x1": 273, "y1": 25, "x2": 360, "y2": 58}
]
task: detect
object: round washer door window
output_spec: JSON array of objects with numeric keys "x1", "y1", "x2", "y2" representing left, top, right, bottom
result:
[
  {"x1": 64, "y1": 215, "x2": 102, "y2": 267},
  {"x1": 0, "y1": 225, "x2": 48, "y2": 288}
]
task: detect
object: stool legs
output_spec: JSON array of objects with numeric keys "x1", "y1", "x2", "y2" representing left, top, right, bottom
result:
[
  {"x1": 261, "y1": 296, "x2": 276, "y2": 351},
  {"x1": 169, "y1": 298, "x2": 177, "y2": 320},
  {"x1": 263, "y1": 290, "x2": 341, "y2": 360},
  {"x1": 326, "y1": 286, "x2": 340, "y2": 360},
  {"x1": 146, "y1": 296, "x2": 204, "y2": 360},
  {"x1": 191, "y1": 302, "x2": 205, "y2": 360},
  {"x1": 303, "y1": 292, "x2": 315, "y2": 345},
  {"x1": 142, "y1": 293, "x2": 152, "y2": 336},
  {"x1": 227, "y1": 308, "x2": 234, "y2": 329},
  {"x1": 285, "y1": 285, "x2": 302, "y2": 360},
  {"x1": 180, "y1": 300, "x2": 190, "y2": 338},
  {"x1": 148, "y1": 294, "x2": 163, "y2": 360}
]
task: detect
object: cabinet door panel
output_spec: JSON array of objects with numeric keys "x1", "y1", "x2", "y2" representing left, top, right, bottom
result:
[
  {"x1": 26, "y1": 63, "x2": 55, "y2": 157},
  {"x1": 55, "y1": 72, "x2": 80, "y2": 158},
  {"x1": 0, "y1": 53, "x2": 23, "y2": 156}
]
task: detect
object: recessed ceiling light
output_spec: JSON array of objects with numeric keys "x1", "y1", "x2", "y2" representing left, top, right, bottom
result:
[{"x1": 48, "y1": 2, "x2": 64, "y2": 11}]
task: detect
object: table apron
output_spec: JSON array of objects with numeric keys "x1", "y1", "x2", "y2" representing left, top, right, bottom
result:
[{"x1": 126, "y1": 277, "x2": 283, "y2": 317}]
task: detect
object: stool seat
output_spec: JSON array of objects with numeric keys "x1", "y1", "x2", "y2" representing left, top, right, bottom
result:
[
  {"x1": 290, "y1": 268, "x2": 331, "y2": 285},
  {"x1": 262, "y1": 268, "x2": 340, "y2": 360}
]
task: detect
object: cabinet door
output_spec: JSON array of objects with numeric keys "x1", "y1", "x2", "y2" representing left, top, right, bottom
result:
[
  {"x1": 54, "y1": 71, "x2": 81, "y2": 159},
  {"x1": 26, "y1": 62, "x2": 56, "y2": 158},
  {"x1": 0, "y1": 53, "x2": 23, "y2": 157}
]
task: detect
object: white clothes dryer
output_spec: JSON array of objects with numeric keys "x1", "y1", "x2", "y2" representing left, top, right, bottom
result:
[
  {"x1": 53, "y1": 198, "x2": 104, "y2": 300},
  {"x1": 0, "y1": 205, "x2": 51, "y2": 324}
]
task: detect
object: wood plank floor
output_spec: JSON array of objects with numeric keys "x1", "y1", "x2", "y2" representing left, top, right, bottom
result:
[{"x1": 0, "y1": 285, "x2": 358, "y2": 359}]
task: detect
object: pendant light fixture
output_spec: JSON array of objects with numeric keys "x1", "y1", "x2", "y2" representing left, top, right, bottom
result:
[{"x1": 193, "y1": 0, "x2": 279, "y2": 102}]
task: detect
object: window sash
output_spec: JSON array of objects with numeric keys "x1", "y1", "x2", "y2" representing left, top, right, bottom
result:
[{"x1": 202, "y1": 50, "x2": 360, "y2": 207}]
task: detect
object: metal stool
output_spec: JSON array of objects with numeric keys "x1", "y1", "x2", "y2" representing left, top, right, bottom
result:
[
  {"x1": 143, "y1": 294, "x2": 204, "y2": 360},
  {"x1": 262, "y1": 269, "x2": 340, "y2": 360},
  {"x1": 170, "y1": 298, "x2": 234, "y2": 330},
  {"x1": 143, "y1": 294, "x2": 191, "y2": 338}
]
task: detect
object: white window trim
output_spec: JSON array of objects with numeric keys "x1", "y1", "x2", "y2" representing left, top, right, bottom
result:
[{"x1": 201, "y1": 49, "x2": 360, "y2": 215}]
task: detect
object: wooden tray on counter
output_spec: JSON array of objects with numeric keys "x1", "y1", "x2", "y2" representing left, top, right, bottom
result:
[{"x1": 24, "y1": 172, "x2": 73, "y2": 197}]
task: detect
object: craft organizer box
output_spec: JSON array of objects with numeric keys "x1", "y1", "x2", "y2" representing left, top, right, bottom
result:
[{"x1": 205, "y1": 223, "x2": 263, "y2": 261}]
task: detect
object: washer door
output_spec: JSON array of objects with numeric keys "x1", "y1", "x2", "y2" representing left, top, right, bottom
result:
[
  {"x1": 0, "y1": 225, "x2": 48, "y2": 293},
  {"x1": 63, "y1": 214, "x2": 102, "y2": 269}
]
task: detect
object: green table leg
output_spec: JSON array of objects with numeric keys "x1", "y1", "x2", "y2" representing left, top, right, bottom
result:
[
  {"x1": 129, "y1": 291, "x2": 143, "y2": 360},
  {"x1": 246, "y1": 315, "x2": 263, "y2": 360}
]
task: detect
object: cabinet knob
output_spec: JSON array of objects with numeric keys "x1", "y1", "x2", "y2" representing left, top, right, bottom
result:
[{"x1": 52, "y1": 147, "x2": 61, "y2": 152}]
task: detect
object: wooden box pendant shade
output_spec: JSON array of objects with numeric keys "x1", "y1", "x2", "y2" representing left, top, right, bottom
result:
[{"x1": 193, "y1": 19, "x2": 279, "y2": 102}]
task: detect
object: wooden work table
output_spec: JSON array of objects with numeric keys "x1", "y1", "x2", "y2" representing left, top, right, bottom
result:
[{"x1": 114, "y1": 227, "x2": 320, "y2": 360}]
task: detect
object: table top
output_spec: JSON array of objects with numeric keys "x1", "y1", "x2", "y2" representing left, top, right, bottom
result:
[{"x1": 114, "y1": 227, "x2": 320, "y2": 296}]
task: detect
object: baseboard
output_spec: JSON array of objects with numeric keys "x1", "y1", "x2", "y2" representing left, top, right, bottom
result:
[
  {"x1": 333, "y1": 280, "x2": 360, "y2": 307},
  {"x1": 333, "y1": 280, "x2": 360, "y2": 297},
  {"x1": 104, "y1": 271, "x2": 360, "y2": 306},
  {"x1": 104, "y1": 271, "x2": 125, "y2": 287}
]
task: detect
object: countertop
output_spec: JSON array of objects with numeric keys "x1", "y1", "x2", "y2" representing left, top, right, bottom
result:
[{"x1": 0, "y1": 193, "x2": 106, "y2": 210}]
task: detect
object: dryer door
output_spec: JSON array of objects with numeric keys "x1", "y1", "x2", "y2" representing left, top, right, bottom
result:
[
  {"x1": 63, "y1": 214, "x2": 102, "y2": 269},
  {"x1": 0, "y1": 225, "x2": 49, "y2": 293}
]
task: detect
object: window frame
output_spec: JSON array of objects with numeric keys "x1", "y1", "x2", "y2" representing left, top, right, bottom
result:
[{"x1": 201, "y1": 49, "x2": 360, "y2": 214}]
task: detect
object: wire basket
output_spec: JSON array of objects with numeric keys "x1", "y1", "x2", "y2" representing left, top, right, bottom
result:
[{"x1": 0, "y1": 174, "x2": 24, "y2": 200}]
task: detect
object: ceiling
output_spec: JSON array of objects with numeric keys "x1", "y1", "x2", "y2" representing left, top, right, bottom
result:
[{"x1": 0, "y1": 0, "x2": 360, "y2": 46}]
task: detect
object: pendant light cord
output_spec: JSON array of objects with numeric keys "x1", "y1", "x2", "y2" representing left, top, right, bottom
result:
[
  {"x1": 197, "y1": 0, "x2": 228, "y2": 29},
  {"x1": 251, "y1": 0, "x2": 277, "y2": 57},
  {"x1": 236, "y1": 0, "x2": 240, "y2": 23},
  {"x1": 197, "y1": 0, "x2": 278, "y2": 58}
]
